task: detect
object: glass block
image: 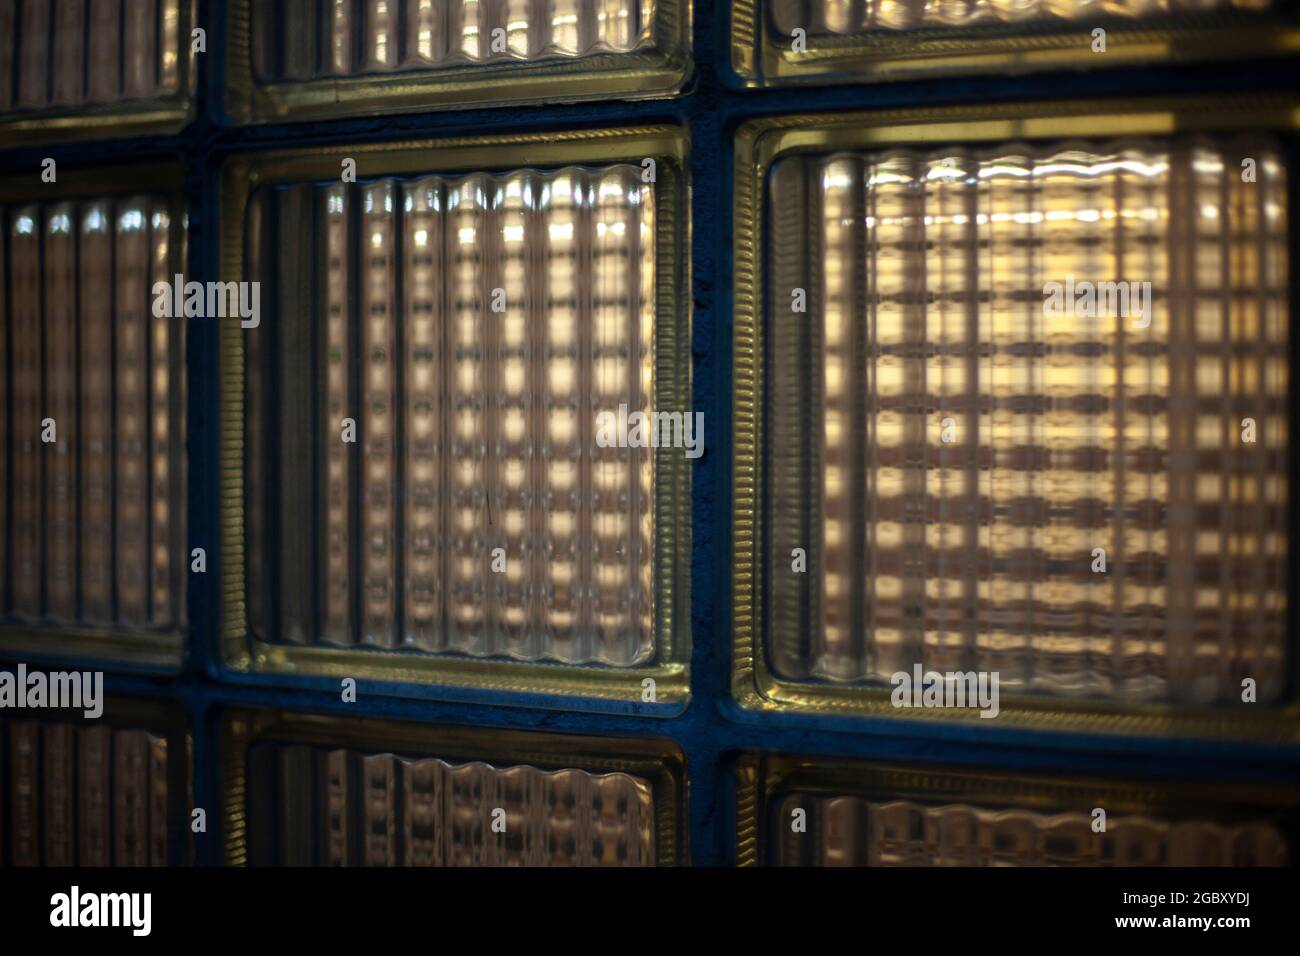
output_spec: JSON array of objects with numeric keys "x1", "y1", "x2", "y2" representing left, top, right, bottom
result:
[
  {"x1": 737, "y1": 756, "x2": 1296, "y2": 867},
  {"x1": 228, "y1": 0, "x2": 690, "y2": 121},
  {"x1": 2, "y1": 704, "x2": 191, "y2": 866},
  {"x1": 224, "y1": 710, "x2": 685, "y2": 865},
  {"x1": 732, "y1": 98, "x2": 1300, "y2": 737},
  {"x1": 0, "y1": 176, "x2": 188, "y2": 669},
  {"x1": 767, "y1": 138, "x2": 1287, "y2": 705},
  {"x1": 766, "y1": 0, "x2": 1273, "y2": 32},
  {"x1": 0, "y1": 0, "x2": 195, "y2": 144},
  {"x1": 222, "y1": 130, "x2": 691, "y2": 704},
  {"x1": 731, "y1": 0, "x2": 1297, "y2": 86}
]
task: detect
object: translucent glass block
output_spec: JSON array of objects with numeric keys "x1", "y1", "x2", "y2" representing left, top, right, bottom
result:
[
  {"x1": 772, "y1": 795, "x2": 1288, "y2": 867},
  {"x1": 243, "y1": 166, "x2": 662, "y2": 667},
  {"x1": 3, "y1": 717, "x2": 189, "y2": 866},
  {"x1": 733, "y1": 0, "x2": 1293, "y2": 85},
  {"x1": 231, "y1": 0, "x2": 690, "y2": 120},
  {"x1": 0, "y1": 198, "x2": 188, "y2": 646},
  {"x1": 246, "y1": 747, "x2": 656, "y2": 866},
  {"x1": 254, "y1": 0, "x2": 658, "y2": 78},
  {"x1": 760, "y1": 137, "x2": 1288, "y2": 707},
  {"x1": 765, "y1": 0, "x2": 1273, "y2": 34},
  {"x1": 226, "y1": 712, "x2": 684, "y2": 865},
  {"x1": 737, "y1": 756, "x2": 1295, "y2": 867},
  {"x1": 0, "y1": 0, "x2": 192, "y2": 139}
]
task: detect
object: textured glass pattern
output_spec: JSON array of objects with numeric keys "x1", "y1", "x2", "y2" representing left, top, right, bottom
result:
[
  {"x1": 0, "y1": 199, "x2": 187, "y2": 633},
  {"x1": 244, "y1": 165, "x2": 656, "y2": 665},
  {"x1": 765, "y1": 138, "x2": 1288, "y2": 704},
  {"x1": 0, "y1": 0, "x2": 183, "y2": 114},
  {"x1": 766, "y1": 0, "x2": 1274, "y2": 35},
  {"x1": 3, "y1": 721, "x2": 173, "y2": 866},
  {"x1": 246, "y1": 744, "x2": 656, "y2": 866},
  {"x1": 771, "y1": 794, "x2": 1287, "y2": 866},
  {"x1": 253, "y1": 0, "x2": 657, "y2": 81}
]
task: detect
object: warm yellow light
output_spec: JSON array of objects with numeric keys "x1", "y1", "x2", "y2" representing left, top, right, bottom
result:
[
  {"x1": 766, "y1": 139, "x2": 1289, "y2": 705},
  {"x1": 0, "y1": 0, "x2": 182, "y2": 113},
  {"x1": 245, "y1": 165, "x2": 657, "y2": 666},
  {"x1": 771, "y1": 792, "x2": 1286, "y2": 866}
]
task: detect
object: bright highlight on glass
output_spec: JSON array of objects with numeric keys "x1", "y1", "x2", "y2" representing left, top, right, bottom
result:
[
  {"x1": 0, "y1": 199, "x2": 187, "y2": 634},
  {"x1": 253, "y1": 0, "x2": 656, "y2": 80},
  {"x1": 244, "y1": 165, "x2": 657, "y2": 666},
  {"x1": 764, "y1": 138, "x2": 1288, "y2": 705}
]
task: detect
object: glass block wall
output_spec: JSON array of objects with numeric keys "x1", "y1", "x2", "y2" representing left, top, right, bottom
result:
[{"x1": 0, "y1": 0, "x2": 1297, "y2": 867}]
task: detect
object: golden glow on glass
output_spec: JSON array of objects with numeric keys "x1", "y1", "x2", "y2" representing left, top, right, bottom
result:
[
  {"x1": 736, "y1": 0, "x2": 1292, "y2": 89},
  {"x1": 254, "y1": 0, "x2": 656, "y2": 80},
  {"x1": 766, "y1": 139, "x2": 1288, "y2": 704},
  {"x1": 772, "y1": 793, "x2": 1287, "y2": 866},
  {"x1": 0, "y1": 0, "x2": 182, "y2": 113},
  {"x1": 325, "y1": 185, "x2": 353, "y2": 646},
  {"x1": 249, "y1": 745, "x2": 656, "y2": 866},
  {"x1": 0, "y1": 198, "x2": 187, "y2": 632},
  {"x1": 363, "y1": 181, "x2": 399, "y2": 646},
  {"x1": 10, "y1": 204, "x2": 41, "y2": 618},
  {"x1": 116, "y1": 203, "x2": 150, "y2": 626},
  {"x1": 245, "y1": 164, "x2": 656, "y2": 666},
  {"x1": 45, "y1": 204, "x2": 76, "y2": 623}
]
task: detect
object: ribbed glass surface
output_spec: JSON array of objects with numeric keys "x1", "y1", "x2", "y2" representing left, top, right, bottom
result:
[
  {"x1": 247, "y1": 744, "x2": 656, "y2": 865},
  {"x1": 766, "y1": 0, "x2": 1273, "y2": 35},
  {"x1": 772, "y1": 794, "x2": 1287, "y2": 866},
  {"x1": 253, "y1": 0, "x2": 657, "y2": 81},
  {"x1": 0, "y1": 0, "x2": 184, "y2": 114},
  {"x1": 765, "y1": 138, "x2": 1288, "y2": 704},
  {"x1": 0, "y1": 199, "x2": 187, "y2": 632},
  {"x1": 4, "y1": 721, "x2": 173, "y2": 866},
  {"x1": 244, "y1": 165, "x2": 656, "y2": 664}
]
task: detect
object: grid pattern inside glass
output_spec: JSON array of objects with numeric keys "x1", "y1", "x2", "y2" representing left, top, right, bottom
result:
[
  {"x1": 763, "y1": 0, "x2": 1274, "y2": 37},
  {"x1": 4, "y1": 720, "x2": 174, "y2": 866},
  {"x1": 762, "y1": 136, "x2": 1289, "y2": 705},
  {"x1": 246, "y1": 743, "x2": 656, "y2": 865},
  {"x1": 769, "y1": 791, "x2": 1288, "y2": 866},
  {"x1": 243, "y1": 164, "x2": 658, "y2": 665},
  {"x1": 0, "y1": 0, "x2": 184, "y2": 115},
  {"x1": 252, "y1": 0, "x2": 658, "y2": 81},
  {"x1": 0, "y1": 199, "x2": 187, "y2": 634}
]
